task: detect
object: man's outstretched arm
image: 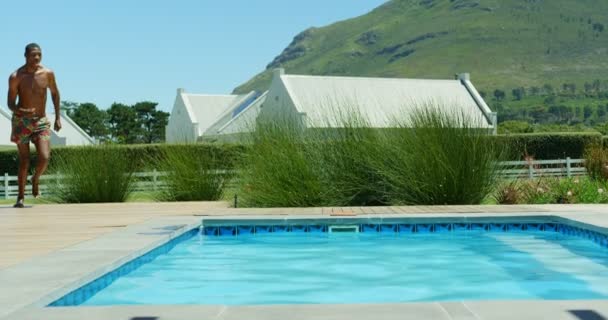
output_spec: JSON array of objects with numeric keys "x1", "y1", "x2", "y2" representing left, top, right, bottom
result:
[{"x1": 7, "y1": 73, "x2": 18, "y2": 112}]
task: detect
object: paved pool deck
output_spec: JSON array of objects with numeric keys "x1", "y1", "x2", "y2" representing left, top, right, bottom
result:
[{"x1": 1, "y1": 203, "x2": 608, "y2": 320}]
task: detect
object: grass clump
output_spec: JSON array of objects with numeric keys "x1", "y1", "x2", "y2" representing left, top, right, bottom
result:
[
  {"x1": 236, "y1": 104, "x2": 504, "y2": 207},
  {"x1": 49, "y1": 145, "x2": 136, "y2": 203},
  {"x1": 376, "y1": 107, "x2": 505, "y2": 205},
  {"x1": 155, "y1": 145, "x2": 234, "y2": 201}
]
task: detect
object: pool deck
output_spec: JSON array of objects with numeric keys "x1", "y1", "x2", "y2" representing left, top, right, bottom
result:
[{"x1": 1, "y1": 203, "x2": 608, "y2": 320}]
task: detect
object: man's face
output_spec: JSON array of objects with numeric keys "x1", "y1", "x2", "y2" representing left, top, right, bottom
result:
[{"x1": 25, "y1": 48, "x2": 42, "y2": 67}]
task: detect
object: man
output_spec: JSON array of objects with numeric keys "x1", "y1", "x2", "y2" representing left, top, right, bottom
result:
[{"x1": 7, "y1": 43, "x2": 61, "y2": 208}]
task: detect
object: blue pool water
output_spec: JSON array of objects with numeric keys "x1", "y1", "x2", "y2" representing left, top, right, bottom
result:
[{"x1": 73, "y1": 225, "x2": 608, "y2": 306}]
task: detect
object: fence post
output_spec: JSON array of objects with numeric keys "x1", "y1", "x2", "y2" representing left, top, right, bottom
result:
[
  {"x1": 152, "y1": 169, "x2": 158, "y2": 191},
  {"x1": 528, "y1": 162, "x2": 534, "y2": 179},
  {"x1": 4, "y1": 173, "x2": 8, "y2": 200},
  {"x1": 566, "y1": 157, "x2": 572, "y2": 178}
]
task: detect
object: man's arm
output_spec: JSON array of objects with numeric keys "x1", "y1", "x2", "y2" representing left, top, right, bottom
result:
[
  {"x1": 48, "y1": 70, "x2": 62, "y2": 131},
  {"x1": 7, "y1": 73, "x2": 18, "y2": 112},
  {"x1": 48, "y1": 70, "x2": 60, "y2": 115}
]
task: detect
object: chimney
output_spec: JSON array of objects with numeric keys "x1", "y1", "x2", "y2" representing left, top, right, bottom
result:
[{"x1": 177, "y1": 88, "x2": 185, "y2": 95}]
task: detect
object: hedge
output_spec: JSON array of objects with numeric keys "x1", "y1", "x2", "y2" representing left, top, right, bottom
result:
[
  {"x1": 0, "y1": 143, "x2": 247, "y2": 176},
  {"x1": 0, "y1": 134, "x2": 604, "y2": 175},
  {"x1": 495, "y1": 132, "x2": 603, "y2": 160}
]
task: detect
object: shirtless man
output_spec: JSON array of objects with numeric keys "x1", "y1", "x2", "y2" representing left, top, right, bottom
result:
[{"x1": 7, "y1": 43, "x2": 62, "y2": 208}]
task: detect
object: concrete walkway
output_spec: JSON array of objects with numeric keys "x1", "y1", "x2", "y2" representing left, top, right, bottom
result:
[{"x1": 0, "y1": 202, "x2": 229, "y2": 268}]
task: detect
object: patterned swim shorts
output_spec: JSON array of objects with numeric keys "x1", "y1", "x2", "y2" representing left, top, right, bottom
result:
[{"x1": 10, "y1": 114, "x2": 52, "y2": 144}]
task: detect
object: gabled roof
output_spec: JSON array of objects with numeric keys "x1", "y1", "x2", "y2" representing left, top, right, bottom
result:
[
  {"x1": 181, "y1": 93, "x2": 246, "y2": 135},
  {"x1": 278, "y1": 73, "x2": 492, "y2": 128},
  {"x1": 204, "y1": 91, "x2": 267, "y2": 136},
  {"x1": 217, "y1": 91, "x2": 268, "y2": 135}
]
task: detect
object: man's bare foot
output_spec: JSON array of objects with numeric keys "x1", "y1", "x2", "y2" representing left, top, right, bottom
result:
[
  {"x1": 13, "y1": 198, "x2": 25, "y2": 208},
  {"x1": 32, "y1": 176, "x2": 40, "y2": 198}
]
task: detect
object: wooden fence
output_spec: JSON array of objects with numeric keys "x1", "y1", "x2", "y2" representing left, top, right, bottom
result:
[{"x1": 0, "y1": 158, "x2": 587, "y2": 199}]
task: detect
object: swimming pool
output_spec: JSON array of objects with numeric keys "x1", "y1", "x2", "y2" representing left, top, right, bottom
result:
[{"x1": 50, "y1": 217, "x2": 608, "y2": 306}]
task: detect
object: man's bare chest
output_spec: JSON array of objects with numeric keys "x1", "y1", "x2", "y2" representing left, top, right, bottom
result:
[{"x1": 18, "y1": 72, "x2": 49, "y2": 93}]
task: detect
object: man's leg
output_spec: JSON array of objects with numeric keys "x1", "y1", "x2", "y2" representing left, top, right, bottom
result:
[
  {"x1": 15, "y1": 143, "x2": 31, "y2": 208},
  {"x1": 32, "y1": 139, "x2": 50, "y2": 198}
]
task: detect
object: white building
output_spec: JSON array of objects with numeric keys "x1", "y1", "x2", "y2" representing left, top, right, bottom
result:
[
  {"x1": 50, "y1": 111, "x2": 96, "y2": 146},
  {"x1": 258, "y1": 69, "x2": 497, "y2": 133},
  {"x1": 165, "y1": 88, "x2": 266, "y2": 143},
  {"x1": 0, "y1": 106, "x2": 94, "y2": 146},
  {"x1": 0, "y1": 107, "x2": 12, "y2": 146},
  {"x1": 165, "y1": 70, "x2": 496, "y2": 143}
]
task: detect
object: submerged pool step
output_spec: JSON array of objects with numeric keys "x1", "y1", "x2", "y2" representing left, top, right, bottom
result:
[{"x1": 329, "y1": 225, "x2": 359, "y2": 233}]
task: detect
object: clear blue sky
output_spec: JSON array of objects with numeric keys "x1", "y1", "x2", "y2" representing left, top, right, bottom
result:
[{"x1": 1, "y1": 0, "x2": 386, "y2": 113}]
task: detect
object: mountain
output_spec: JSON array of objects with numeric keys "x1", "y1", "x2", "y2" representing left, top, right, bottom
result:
[{"x1": 233, "y1": 0, "x2": 608, "y2": 96}]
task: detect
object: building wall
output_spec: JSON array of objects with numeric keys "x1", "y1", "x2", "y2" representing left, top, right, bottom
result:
[
  {"x1": 56, "y1": 113, "x2": 95, "y2": 146},
  {"x1": 0, "y1": 108, "x2": 12, "y2": 146},
  {"x1": 166, "y1": 92, "x2": 198, "y2": 143},
  {"x1": 258, "y1": 70, "x2": 304, "y2": 129}
]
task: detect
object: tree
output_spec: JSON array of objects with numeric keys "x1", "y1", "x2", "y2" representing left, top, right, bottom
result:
[
  {"x1": 562, "y1": 83, "x2": 576, "y2": 95},
  {"x1": 584, "y1": 105, "x2": 594, "y2": 120},
  {"x1": 598, "y1": 105, "x2": 607, "y2": 118},
  {"x1": 61, "y1": 101, "x2": 79, "y2": 115},
  {"x1": 478, "y1": 90, "x2": 487, "y2": 98},
  {"x1": 107, "y1": 103, "x2": 139, "y2": 144},
  {"x1": 69, "y1": 102, "x2": 108, "y2": 140},
  {"x1": 512, "y1": 87, "x2": 525, "y2": 101},
  {"x1": 542, "y1": 84, "x2": 554, "y2": 95},
  {"x1": 493, "y1": 89, "x2": 506, "y2": 101},
  {"x1": 133, "y1": 102, "x2": 170, "y2": 143},
  {"x1": 584, "y1": 82, "x2": 593, "y2": 95}
]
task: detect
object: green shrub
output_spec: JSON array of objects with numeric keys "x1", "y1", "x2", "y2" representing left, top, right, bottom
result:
[
  {"x1": 155, "y1": 144, "x2": 233, "y2": 201},
  {"x1": 500, "y1": 177, "x2": 608, "y2": 204},
  {"x1": 236, "y1": 106, "x2": 505, "y2": 207},
  {"x1": 518, "y1": 178, "x2": 556, "y2": 204},
  {"x1": 495, "y1": 132, "x2": 602, "y2": 160},
  {"x1": 0, "y1": 143, "x2": 246, "y2": 175},
  {"x1": 493, "y1": 180, "x2": 521, "y2": 204},
  {"x1": 48, "y1": 145, "x2": 137, "y2": 203},
  {"x1": 498, "y1": 120, "x2": 533, "y2": 134},
  {"x1": 236, "y1": 120, "x2": 325, "y2": 207},
  {"x1": 583, "y1": 143, "x2": 608, "y2": 181},
  {"x1": 374, "y1": 107, "x2": 505, "y2": 205},
  {"x1": 309, "y1": 108, "x2": 389, "y2": 206}
]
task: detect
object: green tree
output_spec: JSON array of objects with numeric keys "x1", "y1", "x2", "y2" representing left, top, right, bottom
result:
[
  {"x1": 584, "y1": 105, "x2": 594, "y2": 120},
  {"x1": 512, "y1": 87, "x2": 525, "y2": 101},
  {"x1": 108, "y1": 103, "x2": 139, "y2": 144},
  {"x1": 151, "y1": 110, "x2": 170, "y2": 143},
  {"x1": 61, "y1": 101, "x2": 79, "y2": 115},
  {"x1": 598, "y1": 105, "x2": 607, "y2": 118},
  {"x1": 69, "y1": 102, "x2": 109, "y2": 140},
  {"x1": 133, "y1": 101, "x2": 170, "y2": 143},
  {"x1": 493, "y1": 89, "x2": 506, "y2": 101}
]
